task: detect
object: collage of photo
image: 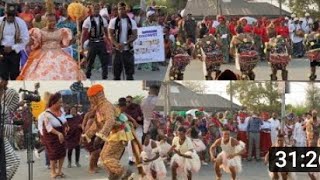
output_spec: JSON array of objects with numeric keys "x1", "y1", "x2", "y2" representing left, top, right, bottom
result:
[{"x1": 1, "y1": 0, "x2": 320, "y2": 180}]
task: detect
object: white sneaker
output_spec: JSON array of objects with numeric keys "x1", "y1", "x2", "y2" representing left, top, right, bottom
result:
[
  {"x1": 34, "y1": 149, "x2": 40, "y2": 159},
  {"x1": 201, "y1": 161, "x2": 208, "y2": 165}
]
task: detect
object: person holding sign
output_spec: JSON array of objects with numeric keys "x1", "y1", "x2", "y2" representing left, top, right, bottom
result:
[{"x1": 108, "y1": 2, "x2": 138, "y2": 80}]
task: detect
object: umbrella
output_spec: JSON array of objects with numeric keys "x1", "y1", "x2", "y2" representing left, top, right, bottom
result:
[
  {"x1": 240, "y1": 16, "x2": 257, "y2": 25},
  {"x1": 186, "y1": 109, "x2": 210, "y2": 119}
]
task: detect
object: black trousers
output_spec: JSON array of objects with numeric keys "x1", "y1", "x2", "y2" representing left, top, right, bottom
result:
[
  {"x1": 113, "y1": 50, "x2": 135, "y2": 80},
  {"x1": 86, "y1": 41, "x2": 109, "y2": 79},
  {"x1": 0, "y1": 50, "x2": 20, "y2": 80},
  {"x1": 67, "y1": 145, "x2": 80, "y2": 163}
]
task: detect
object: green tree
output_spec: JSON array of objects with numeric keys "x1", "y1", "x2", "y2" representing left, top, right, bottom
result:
[
  {"x1": 287, "y1": 0, "x2": 320, "y2": 17},
  {"x1": 286, "y1": 103, "x2": 308, "y2": 117},
  {"x1": 181, "y1": 81, "x2": 208, "y2": 94},
  {"x1": 226, "y1": 81, "x2": 281, "y2": 113},
  {"x1": 305, "y1": 83, "x2": 320, "y2": 110}
]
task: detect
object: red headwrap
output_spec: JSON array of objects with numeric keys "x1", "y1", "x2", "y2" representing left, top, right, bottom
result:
[
  {"x1": 218, "y1": 16, "x2": 225, "y2": 22},
  {"x1": 87, "y1": 84, "x2": 104, "y2": 97},
  {"x1": 47, "y1": 93, "x2": 61, "y2": 108}
]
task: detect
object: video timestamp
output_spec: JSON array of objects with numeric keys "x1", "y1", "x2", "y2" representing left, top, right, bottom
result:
[{"x1": 269, "y1": 147, "x2": 320, "y2": 172}]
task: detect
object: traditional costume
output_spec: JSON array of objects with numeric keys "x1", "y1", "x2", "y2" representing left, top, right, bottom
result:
[
  {"x1": 237, "y1": 114, "x2": 248, "y2": 158},
  {"x1": 82, "y1": 85, "x2": 141, "y2": 179},
  {"x1": 260, "y1": 114, "x2": 272, "y2": 157},
  {"x1": 0, "y1": 5, "x2": 29, "y2": 80},
  {"x1": 17, "y1": 27, "x2": 86, "y2": 80},
  {"x1": 293, "y1": 120, "x2": 306, "y2": 147},
  {"x1": 217, "y1": 138, "x2": 245, "y2": 175},
  {"x1": 170, "y1": 136, "x2": 201, "y2": 179},
  {"x1": 141, "y1": 139, "x2": 167, "y2": 180}
]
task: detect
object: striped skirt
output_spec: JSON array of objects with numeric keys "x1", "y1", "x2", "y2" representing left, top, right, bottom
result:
[{"x1": 5, "y1": 137, "x2": 20, "y2": 180}]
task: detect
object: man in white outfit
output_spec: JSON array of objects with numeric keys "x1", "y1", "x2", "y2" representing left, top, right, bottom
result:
[
  {"x1": 268, "y1": 113, "x2": 280, "y2": 145},
  {"x1": 293, "y1": 116, "x2": 306, "y2": 147}
]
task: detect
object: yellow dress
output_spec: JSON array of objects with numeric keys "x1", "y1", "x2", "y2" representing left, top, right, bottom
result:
[{"x1": 17, "y1": 28, "x2": 86, "y2": 80}]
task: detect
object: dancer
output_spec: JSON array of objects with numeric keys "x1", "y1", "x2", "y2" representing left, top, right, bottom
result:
[
  {"x1": 265, "y1": 133, "x2": 297, "y2": 180},
  {"x1": 210, "y1": 128, "x2": 246, "y2": 180},
  {"x1": 17, "y1": 0, "x2": 86, "y2": 80},
  {"x1": 42, "y1": 93, "x2": 69, "y2": 178},
  {"x1": 170, "y1": 126, "x2": 201, "y2": 180},
  {"x1": 0, "y1": 75, "x2": 20, "y2": 180},
  {"x1": 81, "y1": 84, "x2": 133, "y2": 179},
  {"x1": 81, "y1": 110, "x2": 102, "y2": 174},
  {"x1": 141, "y1": 133, "x2": 167, "y2": 180}
]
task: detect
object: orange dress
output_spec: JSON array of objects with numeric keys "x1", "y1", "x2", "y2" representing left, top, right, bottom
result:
[{"x1": 17, "y1": 28, "x2": 86, "y2": 80}]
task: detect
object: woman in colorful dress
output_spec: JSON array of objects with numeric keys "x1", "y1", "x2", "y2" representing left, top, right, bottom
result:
[
  {"x1": 43, "y1": 93, "x2": 70, "y2": 178},
  {"x1": 17, "y1": 2, "x2": 85, "y2": 80}
]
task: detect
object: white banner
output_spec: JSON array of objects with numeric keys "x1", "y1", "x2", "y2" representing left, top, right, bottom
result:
[{"x1": 134, "y1": 26, "x2": 165, "y2": 64}]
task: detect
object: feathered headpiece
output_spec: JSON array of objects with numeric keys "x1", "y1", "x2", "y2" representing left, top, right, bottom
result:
[{"x1": 45, "y1": 0, "x2": 55, "y2": 15}]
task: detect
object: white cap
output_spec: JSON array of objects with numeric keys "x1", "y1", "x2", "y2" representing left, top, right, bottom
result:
[
  {"x1": 305, "y1": 12, "x2": 310, "y2": 17},
  {"x1": 147, "y1": 11, "x2": 155, "y2": 18},
  {"x1": 294, "y1": 17, "x2": 299, "y2": 21},
  {"x1": 285, "y1": 17, "x2": 289, "y2": 20},
  {"x1": 299, "y1": 17, "x2": 304, "y2": 21},
  {"x1": 291, "y1": 14, "x2": 296, "y2": 18}
]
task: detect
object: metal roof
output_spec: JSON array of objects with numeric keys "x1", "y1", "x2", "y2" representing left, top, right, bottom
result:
[
  {"x1": 156, "y1": 82, "x2": 242, "y2": 112},
  {"x1": 184, "y1": 0, "x2": 291, "y2": 17}
]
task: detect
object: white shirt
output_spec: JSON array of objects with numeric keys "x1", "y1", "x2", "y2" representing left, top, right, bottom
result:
[
  {"x1": 0, "y1": 16, "x2": 29, "y2": 53},
  {"x1": 289, "y1": 23, "x2": 304, "y2": 43},
  {"x1": 172, "y1": 136, "x2": 194, "y2": 154},
  {"x1": 212, "y1": 20, "x2": 220, "y2": 28},
  {"x1": 237, "y1": 117, "x2": 249, "y2": 131},
  {"x1": 99, "y1": 8, "x2": 109, "y2": 19},
  {"x1": 83, "y1": 16, "x2": 109, "y2": 34},
  {"x1": 37, "y1": 111, "x2": 45, "y2": 135},
  {"x1": 109, "y1": 17, "x2": 138, "y2": 50},
  {"x1": 269, "y1": 118, "x2": 280, "y2": 133},
  {"x1": 44, "y1": 110, "x2": 67, "y2": 133},
  {"x1": 261, "y1": 120, "x2": 272, "y2": 132}
]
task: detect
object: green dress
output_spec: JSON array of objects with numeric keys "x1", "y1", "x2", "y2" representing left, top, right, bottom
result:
[{"x1": 216, "y1": 24, "x2": 231, "y2": 63}]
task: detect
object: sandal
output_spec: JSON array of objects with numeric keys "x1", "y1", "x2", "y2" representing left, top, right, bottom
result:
[
  {"x1": 50, "y1": 174, "x2": 58, "y2": 179},
  {"x1": 57, "y1": 172, "x2": 66, "y2": 178}
]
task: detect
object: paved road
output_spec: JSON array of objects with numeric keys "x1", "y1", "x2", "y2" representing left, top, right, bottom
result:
[
  {"x1": 165, "y1": 58, "x2": 314, "y2": 81},
  {"x1": 86, "y1": 65, "x2": 167, "y2": 81},
  {"x1": 13, "y1": 148, "x2": 309, "y2": 180}
]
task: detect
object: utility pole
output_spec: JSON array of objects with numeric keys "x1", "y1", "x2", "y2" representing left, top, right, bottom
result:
[
  {"x1": 216, "y1": 0, "x2": 219, "y2": 15},
  {"x1": 279, "y1": 0, "x2": 283, "y2": 15},
  {"x1": 230, "y1": 81, "x2": 233, "y2": 112}
]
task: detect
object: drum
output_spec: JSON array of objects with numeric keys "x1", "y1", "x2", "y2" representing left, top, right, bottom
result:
[
  {"x1": 239, "y1": 51, "x2": 259, "y2": 71},
  {"x1": 269, "y1": 53, "x2": 290, "y2": 70},
  {"x1": 172, "y1": 54, "x2": 191, "y2": 71},
  {"x1": 204, "y1": 52, "x2": 223, "y2": 67},
  {"x1": 307, "y1": 48, "x2": 320, "y2": 62}
]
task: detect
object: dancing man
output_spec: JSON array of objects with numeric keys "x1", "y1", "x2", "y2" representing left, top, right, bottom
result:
[
  {"x1": 210, "y1": 128, "x2": 246, "y2": 180},
  {"x1": 81, "y1": 84, "x2": 133, "y2": 179},
  {"x1": 0, "y1": 75, "x2": 20, "y2": 179}
]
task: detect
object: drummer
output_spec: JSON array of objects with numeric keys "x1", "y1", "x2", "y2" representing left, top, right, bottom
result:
[{"x1": 306, "y1": 21, "x2": 320, "y2": 80}]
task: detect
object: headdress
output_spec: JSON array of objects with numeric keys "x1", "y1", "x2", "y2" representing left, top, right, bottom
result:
[
  {"x1": 45, "y1": 0, "x2": 55, "y2": 15},
  {"x1": 87, "y1": 84, "x2": 104, "y2": 97}
]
